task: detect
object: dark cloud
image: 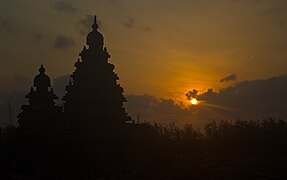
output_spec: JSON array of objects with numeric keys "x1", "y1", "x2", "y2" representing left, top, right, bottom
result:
[
  {"x1": 51, "y1": 1, "x2": 77, "y2": 13},
  {"x1": 152, "y1": 99, "x2": 186, "y2": 115},
  {"x1": 125, "y1": 94, "x2": 197, "y2": 126},
  {"x1": 220, "y1": 74, "x2": 237, "y2": 83},
  {"x1": 76, "y1": 15, "x2": 102, "y2": 36},
  {"x1": 185, "y1": 89, "x2": 198, "y2": 100},
  {"x1": 123, "y1": 18, "x2": 135, "y2": 29},
  {"x1": 54, "y1": 35, "x2": 74, "y2": 49},
  {"x1": 123, "y1": 18, "x2": 152, "y2": 32},
  {"x1": 199, "y1": 75, "x2": 287, "y2": 119},
  {"x1": 125, "y1": 95, "x2": 217, "y2": 127}
]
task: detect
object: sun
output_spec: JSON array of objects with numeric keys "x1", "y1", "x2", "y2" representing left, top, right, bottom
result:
[{"x1": 190, "y1": 98, "x2": 198, "y2": 105}]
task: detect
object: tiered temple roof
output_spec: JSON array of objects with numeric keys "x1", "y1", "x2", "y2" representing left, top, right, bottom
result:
[
  {"x1": 63, "y1": 16, "x2": 130, "y2": 125},
  {"x1": 18, "y1": 65, "x2": 62, "y2": 133}
]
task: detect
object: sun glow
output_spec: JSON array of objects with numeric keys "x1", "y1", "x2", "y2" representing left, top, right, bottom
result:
[{"x1": 190, "y1": 98, "x2": 198, "y2": 105}]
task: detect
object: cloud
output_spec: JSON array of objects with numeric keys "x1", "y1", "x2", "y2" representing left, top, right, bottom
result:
[
  {"x1": 51, "y1": 1, "x2": 77, "y2": 13},
  {"x1": 220, "y1": 74, "x2": 237, "y2": 83},
  {"x1": 125, "y1": 94, "x2": 201, "y2": 126},
  {"x1": 54, "y1": 35, "x2": 74, "y2": 49},
  {"x1": 124, "y1": 18, "x2": 135, "y2": 29},
  {"x1": 123, "y1": 18, "x2": 152, "y2": 32},
  {"x1": 199, "y1": 75, "x2": 287, "y2": 119},
  {"x1": 185, "y1": 89, "x2": 199, "y2": 100}
]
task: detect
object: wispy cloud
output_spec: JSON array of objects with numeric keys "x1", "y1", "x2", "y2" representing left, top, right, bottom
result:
[
  {"x1": 220, "y1": 74, "x2": 237, "y2": 83},
  {"x1": 51, "y1": 1, "x2": 77, "y2": 13},
  {"x1": 53, "y1": 35, "x2": 74, "y2": 49},
  {"x1": 123, "y1": 18, "x2": 135, "y2": 29}
]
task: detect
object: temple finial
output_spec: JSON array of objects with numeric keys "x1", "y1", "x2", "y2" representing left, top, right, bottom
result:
[
  {"x1": 34, "y1": 65, "x2": 51, "y2": 91},
  {"x1": 94, "y1": 16, "x2": 97, "y2": 24},
  {"x1": 39, "y1": 65, "x2": 45, "y2": 74},
  {"x1": 92, "y1": 15, "x2": 98, "y2": 30}
]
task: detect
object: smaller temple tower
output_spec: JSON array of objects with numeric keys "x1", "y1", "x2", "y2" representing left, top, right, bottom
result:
[{"x1": 18, "y1": 65, "x2": 62, "y2": 134}]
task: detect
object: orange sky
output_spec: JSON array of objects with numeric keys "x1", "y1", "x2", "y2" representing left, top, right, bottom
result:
[{"x1": 1, "y1": 0, "x2": 287, "y2": 104}]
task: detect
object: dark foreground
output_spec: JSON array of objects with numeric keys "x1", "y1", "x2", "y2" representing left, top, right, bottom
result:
[{"x1": 1, "y1": 118, "x2": 287, "y2": 179}]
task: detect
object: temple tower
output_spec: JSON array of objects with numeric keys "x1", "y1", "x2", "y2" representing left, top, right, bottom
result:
[
  {"x1": 18, "y1": 65, "x2": 62, "y2": 133},
  {"x1": 63, "y1": 16, "x2": 130, "y2": 126}
]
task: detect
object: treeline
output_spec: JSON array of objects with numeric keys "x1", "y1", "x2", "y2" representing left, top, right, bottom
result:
[
  {"x1": 0, "y1": 117, "x2": 287, "y2": 179},
  {"x1": 152, "y1": 117, "x2": 287, "y2": 160}
]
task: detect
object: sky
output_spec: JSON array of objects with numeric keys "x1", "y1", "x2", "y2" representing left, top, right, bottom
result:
[{"x1": 1, "y1": 0, "x2": 287, "y2": 126}]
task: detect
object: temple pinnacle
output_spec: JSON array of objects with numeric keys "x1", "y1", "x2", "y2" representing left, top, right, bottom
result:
[{"x1": 92, "y1": 15, "x2": 98, "y2": 30}]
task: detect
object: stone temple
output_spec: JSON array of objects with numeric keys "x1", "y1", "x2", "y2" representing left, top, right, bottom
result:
[
  {"x1": 18, "y1": 65, "x2": 62, "y2": 134},
  {"x1": 62, "y1": 16, "x2": 131, "y2": 127},
  {"x1": 18, "y1": 16, "x2": 130, "y2": 139}
]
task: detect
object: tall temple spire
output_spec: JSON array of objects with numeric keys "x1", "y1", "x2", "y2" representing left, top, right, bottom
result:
[
  {"x1": 86, "y1": 15, "x2": 103, "y2": 50},
  {"x1": 63, "y1": 15, "x2": 131, "y2": 126},
  {"x1": 92, "y1": 15, "x2": 98, "y2": 30}
]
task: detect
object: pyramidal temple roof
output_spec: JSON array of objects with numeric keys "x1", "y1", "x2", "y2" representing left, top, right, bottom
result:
[{"x1": 63, "y1": 15, "x2": 131, "y2": 124}]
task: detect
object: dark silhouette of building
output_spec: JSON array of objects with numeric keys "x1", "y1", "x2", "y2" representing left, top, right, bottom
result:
[
  {"x1": 63, "y1": 16, "x2": 131, "y2": 126},
  {"x1": 18, "y1": 65, "x2": 62, "y2": 134}
]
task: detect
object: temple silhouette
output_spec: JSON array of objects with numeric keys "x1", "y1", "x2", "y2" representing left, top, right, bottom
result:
[
  {"x1": 63, "y1": 16, "x2": 130, "y2": 126},
  {"x1": 15, "y1": 16, "x2": 134, "y2": 173},
  {"x1": 18, "y1": 16, "x2": 130, "y2": 134},
  {"x1": 18, "y1": 65, "x2": 62, "y2": 135}
]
